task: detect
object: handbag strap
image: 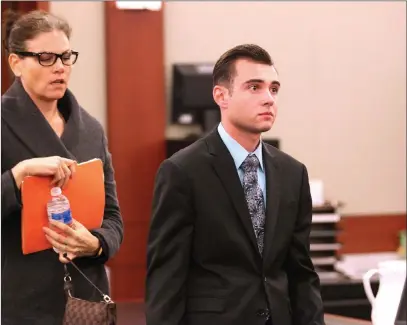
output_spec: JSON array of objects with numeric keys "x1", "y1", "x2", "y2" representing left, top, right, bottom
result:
[{"x1": 63, "y1": 253, "x2": 113, "y2": 303}]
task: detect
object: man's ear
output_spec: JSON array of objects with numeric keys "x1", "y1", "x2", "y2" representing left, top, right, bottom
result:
[
  {"x1": 8, "y1": 53, "x2": 22, "y2": 77},
  {"x1": 213, "y1": 85, "x2": 229, "y2": 110}
]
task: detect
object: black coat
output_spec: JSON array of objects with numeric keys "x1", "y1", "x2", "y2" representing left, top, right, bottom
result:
[
  {"x1": 1, "y1": 79, "x2": 124, "y2": 325},
  {"x1": 146, "y1": 129, "x2": 324, "y2": 325}
]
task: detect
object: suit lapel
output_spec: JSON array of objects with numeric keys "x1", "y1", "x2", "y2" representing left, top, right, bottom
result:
[
  {"x1": 1, "y1": 79, "x2": 79, "y2": 160},
  {"x1": 262, "y1": 144, "x2": 281, "y2": 266},
  {"x1": 206, "y1": 130, "x2": 261, "y2": 259}
]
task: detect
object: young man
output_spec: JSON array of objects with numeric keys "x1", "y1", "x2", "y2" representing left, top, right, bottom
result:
[{"x1": 146, "y1": 44, "x2": 325, "y2": 325}]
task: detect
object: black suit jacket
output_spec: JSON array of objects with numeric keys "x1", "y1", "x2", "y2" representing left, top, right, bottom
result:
[
  {"x1": 1, "y1": 79, "x2": 124, "y2": 325},
  {"x1": 146, "y1": 129, "x2": 325, "y2": 325}
]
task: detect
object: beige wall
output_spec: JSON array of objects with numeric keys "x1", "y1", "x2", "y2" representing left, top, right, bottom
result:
[
  {"x1": 164, "y1": 1, "x2": 406, "y2": 214},
  {"x1": 49, "y1": 1, "x2": 107, "y2": 130},
  {"x1": 49, "y1": 1, "x2": 406, "y2": 215}
]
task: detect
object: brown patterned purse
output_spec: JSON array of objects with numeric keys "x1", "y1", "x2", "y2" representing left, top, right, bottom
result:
[{"x1": 62, "y1": 254, "x2": 117, "y2": 325}]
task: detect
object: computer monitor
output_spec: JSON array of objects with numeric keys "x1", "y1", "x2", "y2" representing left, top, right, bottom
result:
[
  {"x1": 171, "y1": 63, "x2": 220, "y2": 133},
  {"x1": 395, "y1": 277, "x2": 406, "y2": 325}
]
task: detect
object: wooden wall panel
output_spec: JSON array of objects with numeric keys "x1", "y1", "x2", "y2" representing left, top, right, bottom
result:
[
  {"x1": 111, "y1": 266, "x2": 147, "y2": 302},
  {"x1": 338, "y1": 213, "x2": 406, "y2": 255},
  {"x1": 113, "y1": 222, "x2": 150, "y2": 267},
  {"x1": 104, "y1": 2, "x2": 166, "y2": 301},
  {"x1": 37, "y1": 1, "x2": 49, "y2": 11},
  {"x1": 1, "y1": 1, "x2": 13, "y2": 95}
]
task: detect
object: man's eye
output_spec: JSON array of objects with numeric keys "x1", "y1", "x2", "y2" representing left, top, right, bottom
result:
[
  {"x1": 271, "y1": 87, "x2": 279, "y2": 94},
  {"x1": 249, "y1": 85, "x2": 258, "y2": 91}
]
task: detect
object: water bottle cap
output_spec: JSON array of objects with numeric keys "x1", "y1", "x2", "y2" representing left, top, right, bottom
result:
[{"x1": 50, "y1": 187, "x2": 62, "y2": 196}]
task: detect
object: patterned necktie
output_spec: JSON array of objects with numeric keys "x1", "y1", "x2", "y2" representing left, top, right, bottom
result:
[{"x1": 241, "y1": 154, "x2": 266, "y2": 256}]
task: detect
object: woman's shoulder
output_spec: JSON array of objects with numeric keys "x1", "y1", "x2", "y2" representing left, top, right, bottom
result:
[
  {"x1": 1, "y1": 91, "x2": 19, "y2": 112},
  {"x1": 78, "y1": 106, "x2": 104, "y2": 132},
  {"x1": 79, "y1": 106, "x2": 103, "y2": 126}
]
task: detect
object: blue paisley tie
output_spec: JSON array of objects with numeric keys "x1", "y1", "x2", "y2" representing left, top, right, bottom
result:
[{"x1": 241, "y1": 154, "x2": 266, "y2": 256}]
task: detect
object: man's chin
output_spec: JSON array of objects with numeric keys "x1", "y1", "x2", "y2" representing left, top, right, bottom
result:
[
  {"x1": 244, "y1": 125, "x2": 272, "y2": 135},
  {"x1": 234, "y1": 120, "x2": 274, "y2": 135},
  {"x1": 256, "y1": 122, "x2": 274, "y2": 133},
  {"x1": 259, "y1": 125, "x2": 272, "y2": 133}
]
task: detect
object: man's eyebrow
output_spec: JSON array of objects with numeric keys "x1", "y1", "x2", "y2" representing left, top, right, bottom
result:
[
  {"x1": 243, "y1": 79, "x2": 281, "y2": 86},
  {"x1": 244, "y1": 79, "x2": 265, "y2": 84}
]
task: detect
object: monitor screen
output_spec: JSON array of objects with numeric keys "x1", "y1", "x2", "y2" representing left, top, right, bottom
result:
[{"x1": 171, "y1": 63, "x2": 219, "y2": 131}]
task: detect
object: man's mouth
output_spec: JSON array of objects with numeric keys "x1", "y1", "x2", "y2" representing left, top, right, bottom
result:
[{"x1": 51, "y1": 79, "x2": 65, "y2": 85}]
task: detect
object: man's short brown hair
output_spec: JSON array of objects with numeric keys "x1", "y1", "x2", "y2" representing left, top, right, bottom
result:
[{"x1": 212, "y1": 44, "x2": 274, "y2": 89}]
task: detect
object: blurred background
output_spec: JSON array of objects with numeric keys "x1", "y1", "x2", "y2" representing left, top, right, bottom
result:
[{"x1": 1, "y1": 1, "x2": 406, "y2": 324}]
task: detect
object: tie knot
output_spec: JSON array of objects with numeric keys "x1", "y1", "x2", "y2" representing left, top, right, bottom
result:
[{"x1": 241, "y1": 154, "x2": 260, "y2": 173}]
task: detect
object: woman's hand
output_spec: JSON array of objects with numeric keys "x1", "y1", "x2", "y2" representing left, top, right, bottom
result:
[
  {"x1": 11, "y1": 156, "x2": 77, "y2": 189},
  {"x1": 43, "y1": 219, "x2": 101, "y2": 263}
]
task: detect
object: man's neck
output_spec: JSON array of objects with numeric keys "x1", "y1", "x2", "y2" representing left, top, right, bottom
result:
[{"x1": 221, "y1": 121, "x2": 261, "y2": 153}]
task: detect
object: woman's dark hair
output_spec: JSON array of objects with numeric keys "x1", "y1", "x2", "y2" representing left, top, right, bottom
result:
[{"x1": 2, "y1": 9, "x2": 71, "y2": 53}]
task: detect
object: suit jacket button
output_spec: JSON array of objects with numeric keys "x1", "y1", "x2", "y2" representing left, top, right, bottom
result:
[{"x1": 256, "y1": 309, "x2": 266, "y2": 317}]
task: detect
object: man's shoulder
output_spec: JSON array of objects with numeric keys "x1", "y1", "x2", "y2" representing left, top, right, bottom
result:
[
  {"x1": 167, "y1": 136, "x2": 209, "y2": 168},
  {"x1": 263, "y1": 141, "x2": 304, "y2": 170}
]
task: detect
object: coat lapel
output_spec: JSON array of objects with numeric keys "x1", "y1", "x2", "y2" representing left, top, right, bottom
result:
[
  {"x1": 58, "y1": 87, "x2": 81, "y2": 155},
  {"x1": 1, "y1": 79, "x2": 80, "y2": 160},
  {"x1": 206, "y1": 130, "x2": 261, "y2": 259},
  {"x1": 262, "y1": 144, "x2": 281, "y2": 266}
]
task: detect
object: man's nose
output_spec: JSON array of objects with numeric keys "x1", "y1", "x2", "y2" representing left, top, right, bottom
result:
[{"x1": 262, "y1": 90, "x2": 275, "y2": 106}]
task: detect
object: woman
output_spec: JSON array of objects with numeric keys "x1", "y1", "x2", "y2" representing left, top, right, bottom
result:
[{"x1": 1, "y1": 10, "x2": 124, "y2": 325}]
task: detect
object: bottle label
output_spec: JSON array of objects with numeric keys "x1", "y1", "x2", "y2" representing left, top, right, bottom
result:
[{"x1": 51, "y1": 209, "x2": 72, "y2": 224}]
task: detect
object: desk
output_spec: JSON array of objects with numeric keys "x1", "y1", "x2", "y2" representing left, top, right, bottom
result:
[{"x1": 116, "y1": 302, "x2": 372, "y2": 325}]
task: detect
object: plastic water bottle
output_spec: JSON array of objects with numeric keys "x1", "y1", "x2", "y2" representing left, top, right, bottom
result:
[{"x1": 46, "y1": 187, "x2": 73, "y2": 252}]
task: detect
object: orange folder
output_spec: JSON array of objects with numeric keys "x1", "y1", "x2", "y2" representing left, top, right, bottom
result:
[{"x1": 21, "y1": 158, "x2": 105, "y2": 255}]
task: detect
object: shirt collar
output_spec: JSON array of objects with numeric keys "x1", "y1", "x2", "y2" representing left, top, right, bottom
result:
[{"x1": 217, "y1": 123, "x2": 264, "y2": 171}]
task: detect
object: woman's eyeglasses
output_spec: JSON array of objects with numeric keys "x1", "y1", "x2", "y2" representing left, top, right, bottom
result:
[{"x1": 14, "y1": 50, "x2": 79, "y2": 67}]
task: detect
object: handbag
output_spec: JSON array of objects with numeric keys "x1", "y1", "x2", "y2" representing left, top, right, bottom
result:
[{"x1": 62, "y1": 254, "x2": 117, "y2": 325}]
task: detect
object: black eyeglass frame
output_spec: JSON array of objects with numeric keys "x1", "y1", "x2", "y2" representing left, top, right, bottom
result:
[{"x1": 14, "y1": 50, "x2": 79, "y2": 67}]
